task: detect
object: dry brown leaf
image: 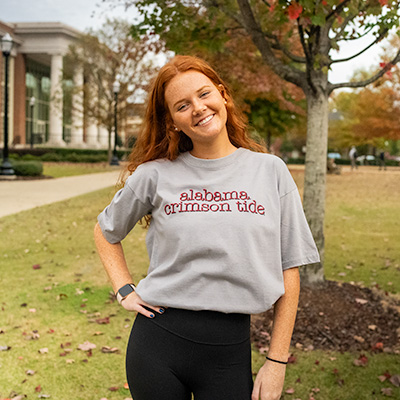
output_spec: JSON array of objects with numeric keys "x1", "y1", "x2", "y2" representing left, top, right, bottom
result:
[
  {"x1": 101, "y1": 346, "x2": 119, "y2": 354},
  {"x1": 38, "y1": 348, "x2": 48, "y2": 354},
  {"x1": 381, "y1": 387, "x2": 393, "y2": 396},
  {"x1": 355, "y1": 298, "x2": 368, "y2": 305},
  {"x1": 77, "y1": 341, "x2": 96, "y2": 351},
  {"x1": 389, "y1": 375, "x2": 400, "y2": 387}
]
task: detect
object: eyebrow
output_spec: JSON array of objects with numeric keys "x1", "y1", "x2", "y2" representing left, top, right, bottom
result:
[{"x1": 173, "y1": 85, "x2": 212, "y2": 109}]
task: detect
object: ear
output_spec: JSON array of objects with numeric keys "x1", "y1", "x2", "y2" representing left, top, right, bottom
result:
[{"x1": 218, "y1": 84, "x2": 227, "y2": 103}]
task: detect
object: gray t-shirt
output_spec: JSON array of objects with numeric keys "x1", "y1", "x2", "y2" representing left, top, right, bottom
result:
[{"x1": 98, "y1": 148, "x2": 320, "y2": 314}]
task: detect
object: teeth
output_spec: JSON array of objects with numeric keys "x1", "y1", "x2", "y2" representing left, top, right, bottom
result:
[{"x1": 198, "y1": 114, "x2": 213, "y2": 126}]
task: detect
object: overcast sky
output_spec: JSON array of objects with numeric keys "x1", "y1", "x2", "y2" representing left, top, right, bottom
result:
[{"x1": 0, "y1": 0, "x2": 391, "y2": 84}]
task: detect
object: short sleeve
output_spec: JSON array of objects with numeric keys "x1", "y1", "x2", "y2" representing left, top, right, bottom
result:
[
  {"x1": 280, "y1": 189, "x2": 320, "y2": 270},
  {"x1": 97, "y1": 165, "x2": 155, "y2": 244}
]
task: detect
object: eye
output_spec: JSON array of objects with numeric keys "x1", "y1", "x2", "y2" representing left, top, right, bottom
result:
[
  {"x1": 200, "y1": 91, "x2": 210, "y2": 98},
  {"x1": 177, "y1": 103, "x2": 188, "y2": 112}
]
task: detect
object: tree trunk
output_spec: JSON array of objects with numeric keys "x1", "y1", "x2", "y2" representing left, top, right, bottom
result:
[{"x1": 301, "y1": 91, "x2": 329, "y2": 285}]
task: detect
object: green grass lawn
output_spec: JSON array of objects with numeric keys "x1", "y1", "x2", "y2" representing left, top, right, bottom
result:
[
  {"x1": 0, "y1": 166, "x2": 399, "y2": 399},
  {"x1": 43, "y1": 162, "x2": 118, "y2": 178}
]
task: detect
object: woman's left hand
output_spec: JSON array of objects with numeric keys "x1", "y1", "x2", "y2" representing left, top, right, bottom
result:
[{"x1": 251, "y1": 360, "x2": 286, "y2": 400}]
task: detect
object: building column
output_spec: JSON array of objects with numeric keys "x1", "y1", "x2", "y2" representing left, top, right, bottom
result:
[
  {"x1": 48, "y1": 54, "x2": 65, "y2": 147},
  {"x1": 98, "y1": 125, "x2": 109, "y2": 148},
  {"x1": 69, "y1": 66, "x2": 85, "y2": 147},
  {"x1": 86, "y1": 119, "x2": 100, "y2": 148}
]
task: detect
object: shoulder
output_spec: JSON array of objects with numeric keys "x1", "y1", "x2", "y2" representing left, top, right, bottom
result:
[
  {"x1": 240, "y1": 149, "x2": 287, "y2": 169},
  {"x1": 125, "y1": 158, "x2": 172, "y2": 188}
]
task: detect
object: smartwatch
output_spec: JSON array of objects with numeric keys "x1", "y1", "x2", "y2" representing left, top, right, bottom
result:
[{"x1": 116, "y1": 283, "x2": 136, "y2": 304}]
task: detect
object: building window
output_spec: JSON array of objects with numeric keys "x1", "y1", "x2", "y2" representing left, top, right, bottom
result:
[{"x1": 25, "y1": 58, "x2": 50, "y2": 144}]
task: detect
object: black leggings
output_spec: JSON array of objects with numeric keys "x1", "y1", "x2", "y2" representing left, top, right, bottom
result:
[{"x1": 126, "y1": 308, "x2": 253, "y2": 400}]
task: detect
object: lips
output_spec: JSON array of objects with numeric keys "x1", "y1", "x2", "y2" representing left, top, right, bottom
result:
[{"x1": 195, "y1": 114, "x2": 215, "y2": 126}]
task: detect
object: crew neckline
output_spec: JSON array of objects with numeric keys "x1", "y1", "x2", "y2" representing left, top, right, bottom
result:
[{"x1": 180, "y1": 147, "x2": 246, "y2": 169}]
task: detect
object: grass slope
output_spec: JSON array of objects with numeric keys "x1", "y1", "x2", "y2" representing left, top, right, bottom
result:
[{"x1": 0, "y1": 166, "x2": 399, "y2": 399}]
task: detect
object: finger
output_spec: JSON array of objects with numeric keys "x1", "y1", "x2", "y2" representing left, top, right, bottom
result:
[
  {"x1": 137, "y1": 304, "x2": 157, "y2": 319},
  {"x1": 142, "y1": 304, "x2": 166, "y2": 315},
  {"x1": 251, "y1": 381, "x2": 261, "y2": 400}
]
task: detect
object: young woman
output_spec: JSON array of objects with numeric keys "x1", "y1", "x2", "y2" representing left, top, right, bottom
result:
[{"x1": 94, "y1": 55, "x2": 320, "y2": 400}]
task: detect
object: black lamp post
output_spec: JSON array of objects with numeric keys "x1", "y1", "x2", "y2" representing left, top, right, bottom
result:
[
  {"x1": 30, "y1": 96, "x2": 36, "y2": 149},
  {"x1": 110, "y1": 80, "x2": 120, "y2": 166},
  {"x1": 1, "y1": 33, "x2": 14, "y2": 176}
]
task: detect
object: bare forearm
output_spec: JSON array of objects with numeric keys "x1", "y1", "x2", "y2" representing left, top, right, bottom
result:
[
  {"x1": 93, "y1": 222, "x2": 133, "y2": 293},
  {"x1": 268, "y1": 267, "x2": 300, "y2": 361}
]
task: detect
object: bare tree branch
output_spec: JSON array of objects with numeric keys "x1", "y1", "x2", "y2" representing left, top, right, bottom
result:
[
  {"x1": 336, "y1": 26, "x2": 374, "y2": 41},
  {"x1": 326, "y1": 0, "x2": 352, "y2": 22},
  {"x1": 236, "y1": 0, "x2": 306, "y2": 89},
  {"x1": 328, "y1": 48, "x2": 400, "y2": 94},
  {"x1": 266, "y1": 32, "x2": 307, "y2": 63},
  {"x1": 331, "y1": 28, "x2": 389, "y2": 64},
  {"x1": 333, "y1": 3, "x2": 370, "y2": 42}
]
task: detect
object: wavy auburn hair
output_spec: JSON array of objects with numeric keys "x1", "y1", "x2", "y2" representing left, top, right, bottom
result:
[{"x1": 124, "y1": 55, "x2": 265, "y2": 178}]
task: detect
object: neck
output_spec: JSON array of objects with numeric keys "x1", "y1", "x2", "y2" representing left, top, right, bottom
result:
[{"x1": 190, "y1": 141, "x2": 237, "y2": 160}]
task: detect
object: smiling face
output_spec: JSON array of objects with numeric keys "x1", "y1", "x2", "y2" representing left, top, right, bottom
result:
[{"x1": 164, "y1": 70, "x2": 230, "y2": 153}]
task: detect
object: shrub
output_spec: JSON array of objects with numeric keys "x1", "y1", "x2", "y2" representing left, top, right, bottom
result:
[
  {"x1": 21, "y1": 154, "x2": 40, "y2": 161},
  {"x1": 41, "y1": 152, "x2": 64, "y2": 162},
  {"x1": 11, "y1": 160, "x2": 43, "y2": 176}
]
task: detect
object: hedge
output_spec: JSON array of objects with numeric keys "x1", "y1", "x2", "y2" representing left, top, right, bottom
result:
[{"x1": 10, "y1": 160, "x2": 43, "y2": 176}]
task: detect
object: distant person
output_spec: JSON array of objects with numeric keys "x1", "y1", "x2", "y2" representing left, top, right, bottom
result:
[
  {"x1": 379, "y1": 151, "x2": 387, "y2": 171},
  {"x1": 349, "y1": 146, "x2": 358, "y2": 170},
  {"x1": 94, "y1": 55, "x2": 320, "y2": 400}
]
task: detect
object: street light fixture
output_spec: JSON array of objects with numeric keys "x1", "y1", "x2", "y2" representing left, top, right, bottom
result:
[
  {"x1": 110, "y1": 80, "x2": 120, "y2": 166},
  {"x1": 1, "y1": 33, "x2": 15, "y2": 176},
  {"x1": 30, "y1": 96, "x2": 36, "y2": 149}
]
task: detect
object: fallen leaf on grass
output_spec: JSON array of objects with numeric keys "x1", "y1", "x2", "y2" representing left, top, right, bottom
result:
[
  {"x1": 381, "y1": 387, "x2": 393, "y2": 396},
  {"x1": 124, "y1": 383, "x2": 129, "y2": 389},
  {"x1": 25, "y1": 332, "x2": 40, "y2": 341},
  {"x1": 32, "y1": 264, "x2": 41, "y2": 270},
  {"x1": 77, "y1": 341, "x2": 96, "y2": 351},
  {"x1": 353, "y1": 354, "x2": 368, "y2": 367},
  {"x1": 108, "y1": 387, "x2": 119, "y2": 392},
  {"x1": 38, "y1": 348, "x2": 48, "y2": 354},
  {"x1": 389, "y1": 375, "x2": 400, "y2": 387},
  {"x1": 0, "y1": 345, "x2": 11, "y2": 351},
  {"x1": 66, "y1": 359, "x2": 75, "y2": 364},
  {"x1": 11, "y1": 395, "x2": 26, "y2": 400},
  {"x1": 38, "y1": 395, "x2": 51, "y2": 399},
  {"x1": 35, "y1": 385, "x2": 42, "y2": 393},
  {"x1": 101, "y1": 346, "x2": 119, "y2": 354},
  {"x1": 285, "y1": 387, "x2": 295, "y2": 394},
  {"x1": 56, "y1": 294, "x2": 68, "y2": 301},
  {"x1": 93, "y1": 331, "x2": 103, "y2": 336},
  {"x1": 29, "y1": 309, "x2": 36, "y2": 313},
  {"x1": 25, "y1": 370, "x2": 35, "y2": 376},
  {"x1": 95, "y1": 317, "x2": 110, "y2": 325},
  {"x1": 287, "y1": 354, "x2": 297, "y2": 364}
]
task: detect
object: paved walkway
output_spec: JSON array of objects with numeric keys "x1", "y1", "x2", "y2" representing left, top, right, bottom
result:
[{"x1": 0, "y1": 171, "x2": 121, "y2": 218}]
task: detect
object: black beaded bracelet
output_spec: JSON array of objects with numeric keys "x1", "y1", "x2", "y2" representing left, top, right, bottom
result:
[{"x1": 266, "y1": 356, "x2": 288, "y2": 365}]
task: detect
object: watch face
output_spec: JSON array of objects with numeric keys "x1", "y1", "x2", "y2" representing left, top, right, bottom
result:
[{"x1": 119, "y1": 284, "x2": 134, "y2": 297}]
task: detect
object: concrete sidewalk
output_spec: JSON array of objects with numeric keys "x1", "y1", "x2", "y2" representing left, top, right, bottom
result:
[{"x1": 0, "y1": 171, "x2": 121, "y2": 218}]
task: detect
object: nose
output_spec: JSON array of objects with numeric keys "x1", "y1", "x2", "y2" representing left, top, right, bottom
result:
[{"x1": 192, "y1": 99, "x2": 206, "y2": 115}]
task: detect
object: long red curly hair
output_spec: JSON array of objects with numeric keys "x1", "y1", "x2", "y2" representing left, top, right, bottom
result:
[{"x1": 123, "y1": 55, "x2": 265, "y2": 180}]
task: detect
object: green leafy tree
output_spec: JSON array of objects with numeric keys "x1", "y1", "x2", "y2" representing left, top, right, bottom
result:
[{"x1": 105, "y1": 0, "x2": 400, "y2": 284}]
